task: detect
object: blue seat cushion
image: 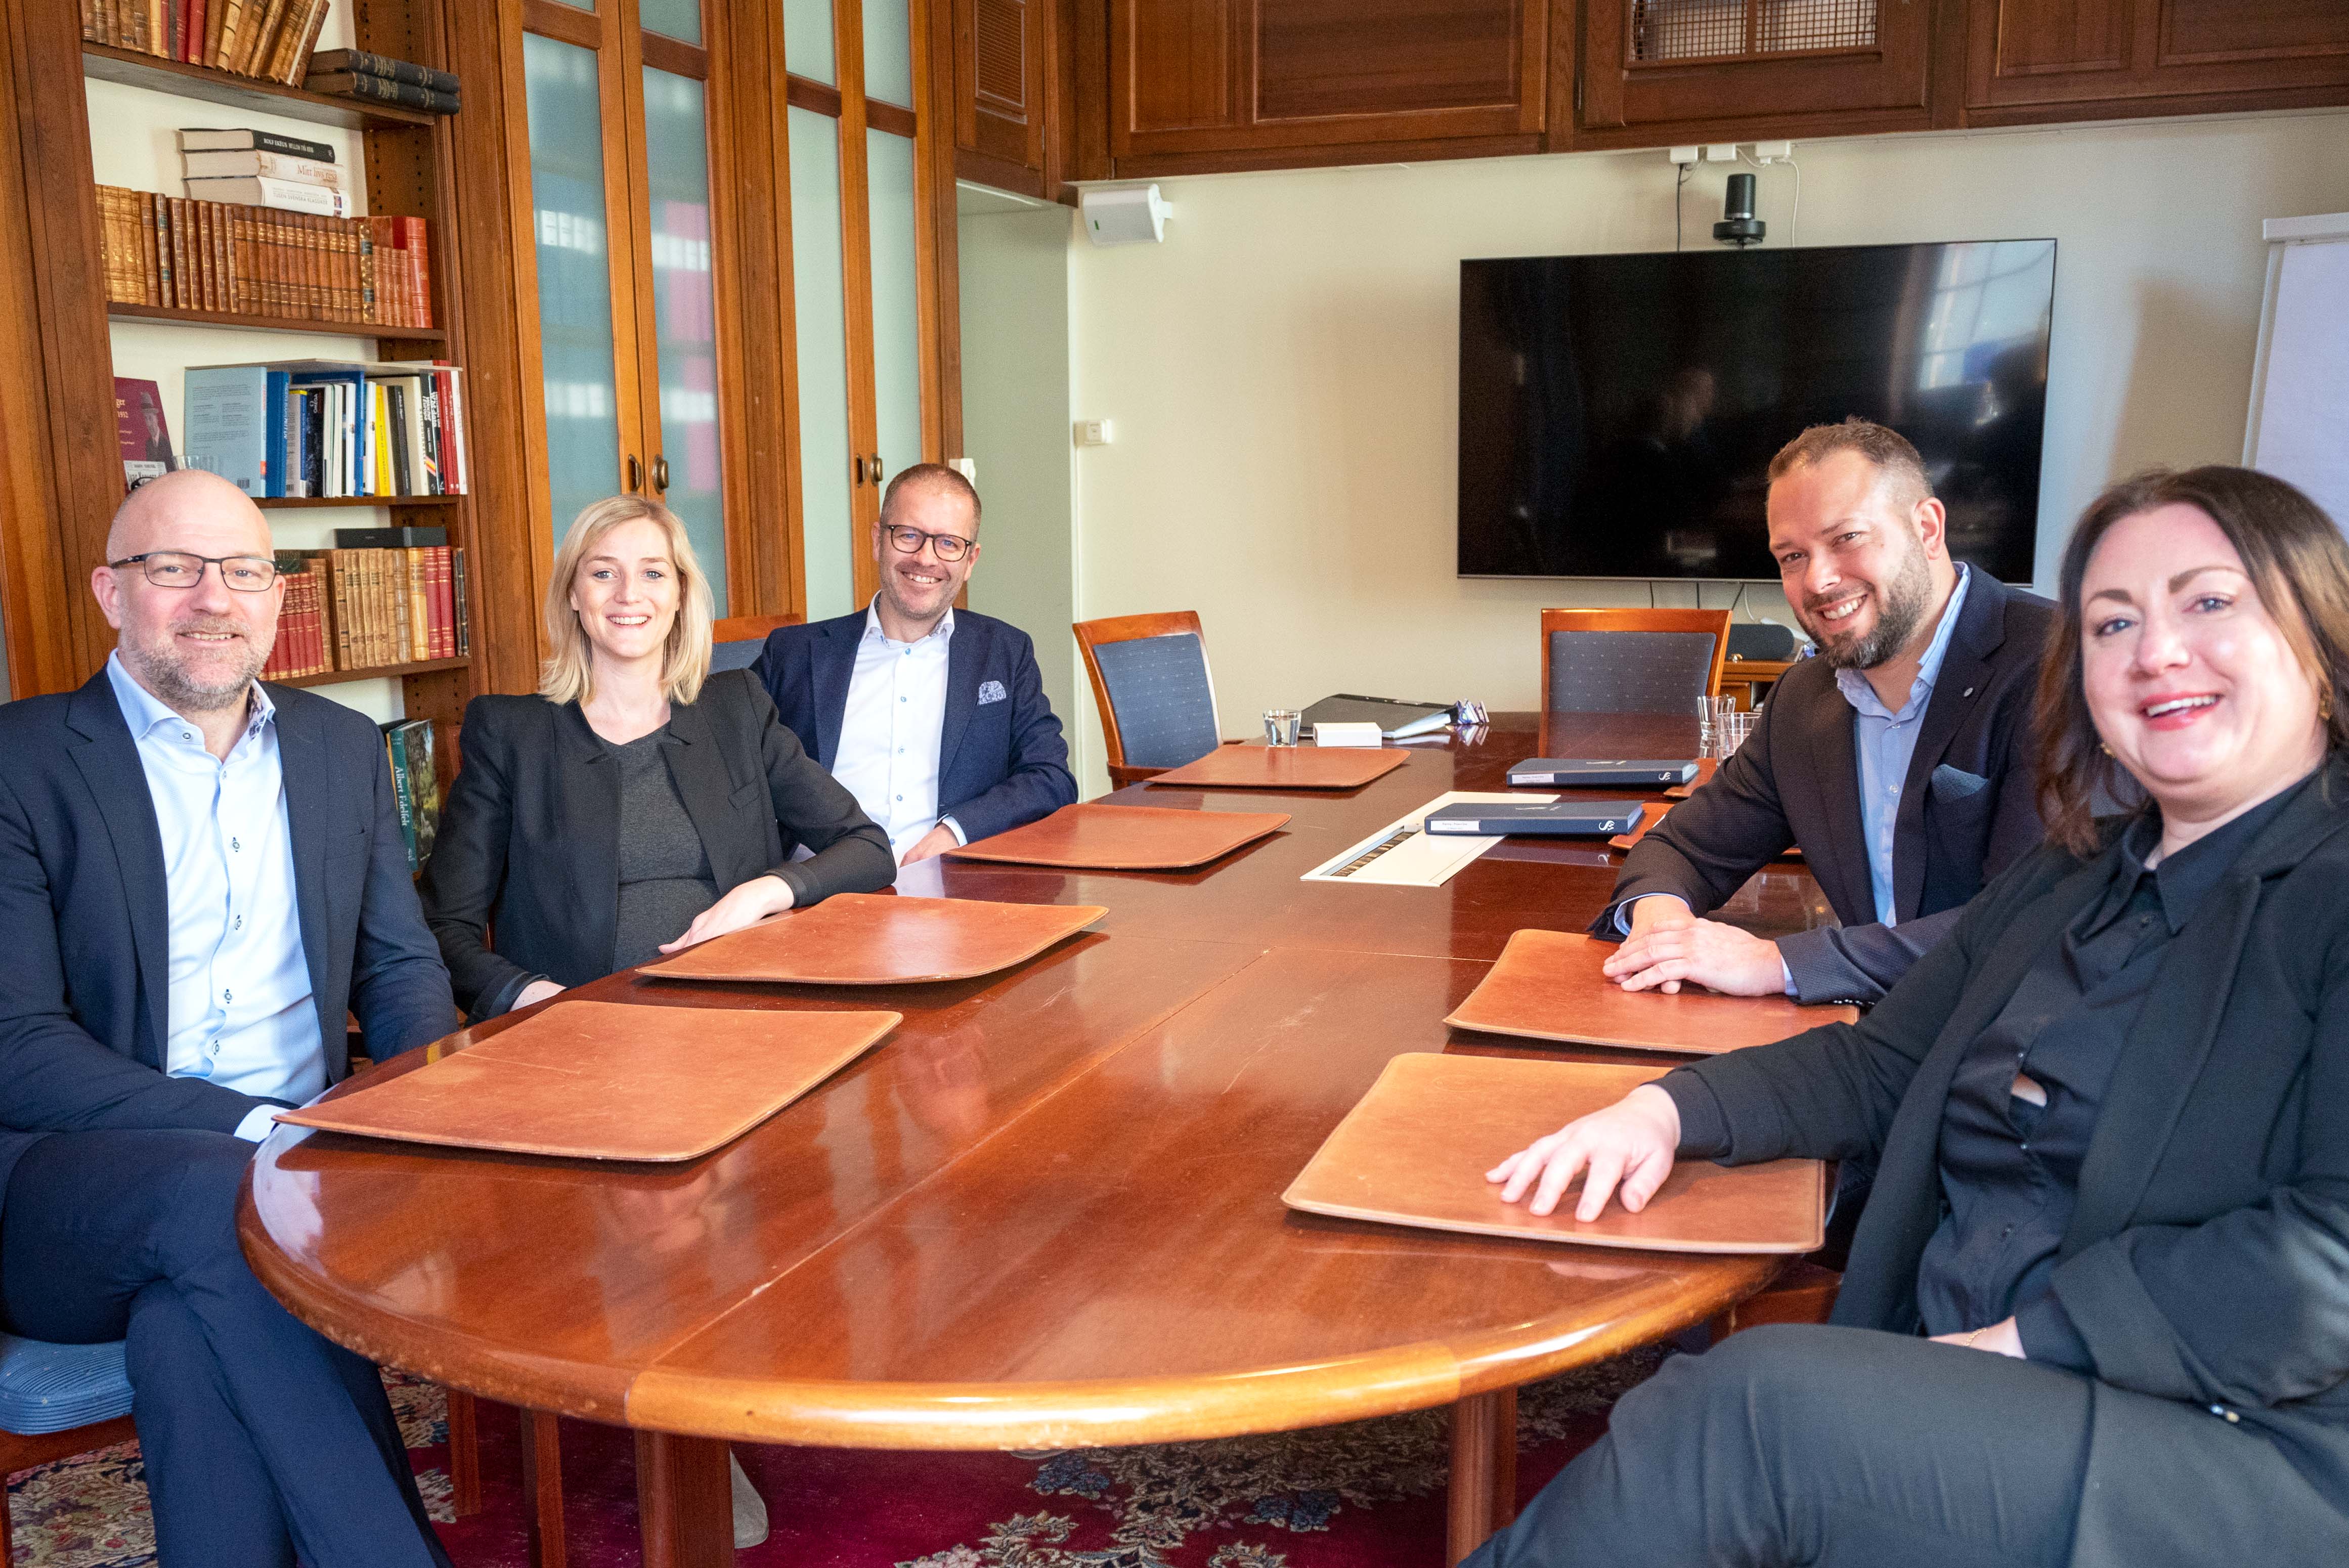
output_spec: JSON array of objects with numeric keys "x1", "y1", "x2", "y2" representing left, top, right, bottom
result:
[
  {"x1": 0, "y1": 1333, "x2": 134, "y2": 1436},
  {"x1": 708, "y1": 638, "x2": 765, "y2": 674}
]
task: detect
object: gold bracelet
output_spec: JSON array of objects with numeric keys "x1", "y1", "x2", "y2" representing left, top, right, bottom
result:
[{"x1": 1965, "y1": 1327, "x2": 1987, "y2": 1349}]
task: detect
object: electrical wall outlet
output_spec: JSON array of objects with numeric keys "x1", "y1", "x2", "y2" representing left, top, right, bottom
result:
[
  {"x1": 1704, "y1": 143, "x2": 1740, "y2": 162},
  {"x1": 1751, "y1": 140, "x2": 1794, "y2": 163},
  {"x1": 1669, "y1": 145, "x2": 1701, "y2": 166},
  {"x1": 1075, "y1": 419, "x2": 1115, "y2": 447}
]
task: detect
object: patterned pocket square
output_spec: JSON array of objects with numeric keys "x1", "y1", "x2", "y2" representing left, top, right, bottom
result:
[{"x1": 977, "y1": 680, "x2": 1009, "y2": 706}]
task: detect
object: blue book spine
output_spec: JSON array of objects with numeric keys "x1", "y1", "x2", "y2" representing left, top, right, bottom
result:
[{"x1": 263, "y1": 370, "x2": 291, "y2": 497}]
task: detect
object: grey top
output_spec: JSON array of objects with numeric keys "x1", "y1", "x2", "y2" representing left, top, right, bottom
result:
[{"x1": 607, "y1": 725, "x2": 719, "y2": 971}]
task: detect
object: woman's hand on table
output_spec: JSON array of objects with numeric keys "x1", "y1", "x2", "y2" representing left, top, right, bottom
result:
[
  {"x1": 511, "y1": 979, "x2": 566, "y2": 1010},
  {"x1": 1606, "y1": 906, "x2": 1788, "y2": 997},
  {"x1": 1487, "y1": 1083, "x2": 1683, "y2": 1220},
  {"x1": 659, "y1": 875, "x2": 796, "y2": 953},
  {"x1": 1931, "y1": 1318, "x2": 2025, "y2": 1358}
]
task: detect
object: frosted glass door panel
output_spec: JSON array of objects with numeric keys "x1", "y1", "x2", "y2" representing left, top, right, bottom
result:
[
  {"x1": 865, "y1": 128, "x2": 923, "y2": 504},
  {"x1": 862, "y1": 0, "x2": 913, "y2": 106},
  {"x1": 639, "y1": 0, "x2": 701, "y2": 43},
  {"x1": 785, "y1": 0, "x2": 836, "y2": 85},
  {"x1": 524, "y1": 34, "x2": 623, "y2": 548},
  {"x1": 642, "y1": 67, "x2": 728, "y2": 616},
  {"x1": 790, "y1": 106, "x2": 856, "y2": 621}
]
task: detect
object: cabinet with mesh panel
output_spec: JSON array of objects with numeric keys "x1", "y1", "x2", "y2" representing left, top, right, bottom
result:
[{"x1": 1580, "y1": 0, "x2": 1937, "y2": 147}]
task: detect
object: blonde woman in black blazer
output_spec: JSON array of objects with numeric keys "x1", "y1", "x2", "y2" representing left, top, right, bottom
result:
[
  {"x1": 423, "y1": 495, "x2": 893, "y2": 1020},
  {"x1": 1475, "y1": 467, "x2": 2349, "y2": 1568}
]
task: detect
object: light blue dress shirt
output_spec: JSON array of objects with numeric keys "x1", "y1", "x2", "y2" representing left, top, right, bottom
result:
[
  {"x1": 107, "y1": 655, "x2": 319, "y2": 1140},
  {"x1": 1833, "y1": 563, "x2": 1973, "y2": 928},
  {"x1": 830, "y1": 600, "x2": 967, "y2": 857}
]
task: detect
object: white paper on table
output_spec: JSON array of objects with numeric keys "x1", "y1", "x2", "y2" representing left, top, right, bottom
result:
[{"x1": 1299, "y1": 792, "x2": 1559, "y2": 888}]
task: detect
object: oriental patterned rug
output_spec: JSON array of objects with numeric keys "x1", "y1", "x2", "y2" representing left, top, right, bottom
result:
[{"x1": 6, "y1": 1353, "x2": 1659, "y2": 1567}]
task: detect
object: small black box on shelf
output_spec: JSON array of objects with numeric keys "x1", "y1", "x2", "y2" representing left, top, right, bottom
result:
[{"x1": 334, "y1": 526, "x2": 448, "y2": 548}]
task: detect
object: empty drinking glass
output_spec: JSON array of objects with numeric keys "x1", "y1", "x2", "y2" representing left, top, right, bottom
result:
[{"x1": 1264, "y1": 709, "x2": 1303, "y2": 747}]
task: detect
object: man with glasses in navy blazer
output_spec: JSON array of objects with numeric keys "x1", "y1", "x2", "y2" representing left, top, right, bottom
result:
[
  {"x1": 754, "y1": 465, "x2": 1077, "y2": 863},
  {"x1": 0, "y1": 470, "x2": 456, "y2": 1565}
]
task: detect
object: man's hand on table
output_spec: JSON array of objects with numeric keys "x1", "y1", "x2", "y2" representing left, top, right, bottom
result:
[
  {"x1": 1487, "y1": 1083, "x2": 1683, "y2": 1221},
  {"x1": 1604, "y1": 897, "x2": 1788, "y2": 996},
  {"x1": 900, "y1": 823, "x2": 959, "y2": 866},
  {"x1": 511, "y1": 979, "x2": 566, "y2": 1011}
]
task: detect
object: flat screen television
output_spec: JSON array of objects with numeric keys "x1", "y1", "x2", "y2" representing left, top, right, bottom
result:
[{"x1": 1457, "y1": 239, "x2": 2056, "y2": 582}]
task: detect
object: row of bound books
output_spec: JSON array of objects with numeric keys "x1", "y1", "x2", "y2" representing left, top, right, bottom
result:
[
  {"x1": 185, "y1": 360, "x2": 469, "y2": 499},
  {"x1": 261, "y1": 545, "x2": 469, "y2": 681},
  {"x1": 97, "y1": 185, "x2": 432, "y2": 326},
  {"x1": 381, "y1": 718, "x2": 442, "y2": 875},
  {"x1": 82, "y1": 0, "x2": 332, "y2": 87}
]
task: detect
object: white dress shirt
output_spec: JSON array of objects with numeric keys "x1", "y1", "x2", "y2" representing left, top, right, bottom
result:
[
  {"x1": 107, "y1": 654, "x2": 319, "y2": 1140},
  {"x1": 831, "y1": 601, "x2": 967, "y2": 857}
]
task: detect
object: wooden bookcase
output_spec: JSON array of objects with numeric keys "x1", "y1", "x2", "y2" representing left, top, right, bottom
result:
[{"x1": 0, "y1": 0, "x2": 482, "y2": 791}]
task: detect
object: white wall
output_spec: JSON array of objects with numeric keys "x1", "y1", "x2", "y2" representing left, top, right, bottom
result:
[
  {"x1": 958, "y1": 198, "x2": 1080, "y2": 745},
  {"x1": 1008, "y1": 109, "x2": 2349, "y2": 795}
]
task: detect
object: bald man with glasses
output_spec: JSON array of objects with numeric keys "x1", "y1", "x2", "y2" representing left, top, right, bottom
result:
[
  {"x1": 753, "y1": 464, "x2": 1077, "y2": 864},
  {"x1": 0, "y1": 469, "x2": 456, "y2": 1564}
]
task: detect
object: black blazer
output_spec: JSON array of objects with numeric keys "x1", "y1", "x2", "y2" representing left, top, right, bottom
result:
[
  {"x1": 1674, "y1": 761, "x2": 2349, "y2": 1556},
  {"x1": 0, "y1": 669, "x2": 456, "y2": 1269},
  {"x1": 422, "y1": 670, "x2": 894, "y2": 1018},
  {"x1": 1595, "y1": 572, "x2": 2055, "y2": 1003},
  {"x1": 753, "y1": 607, "x2": 1077, "y2": 844}
]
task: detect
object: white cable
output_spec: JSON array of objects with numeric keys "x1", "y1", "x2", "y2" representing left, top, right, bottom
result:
[{"x1": 1785, "y1": 155, "x2": 1801, "y2": 248}]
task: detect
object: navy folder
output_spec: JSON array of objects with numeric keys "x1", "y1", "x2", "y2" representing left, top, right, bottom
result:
[
  {"x1": 1424, "y1": 801, "x2": 1645, "y2": 837},
  {"x1": 1506, "y1": 758, "x2": 1699, "y2": 788}
]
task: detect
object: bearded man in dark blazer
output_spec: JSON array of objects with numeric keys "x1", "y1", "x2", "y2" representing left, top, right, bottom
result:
[{"x1": 1596, "y1": 418, "x2": 2056, "y2": 1006}]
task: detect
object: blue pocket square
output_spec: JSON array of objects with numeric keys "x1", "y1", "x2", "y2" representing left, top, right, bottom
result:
[
  {"x1": 977, "y1": 680, "x2": 1008, "y2": 706},
  {"x1": 1930, "y1": 764, "x2": 1990, "y2": 803}
]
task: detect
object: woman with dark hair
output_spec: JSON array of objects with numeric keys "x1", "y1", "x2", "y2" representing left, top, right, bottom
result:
[{"x1": 1469, "y1": 465, "x2": 2349, "y2": 1566}]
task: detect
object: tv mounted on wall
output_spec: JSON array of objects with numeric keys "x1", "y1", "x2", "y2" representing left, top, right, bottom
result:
[{"x1": 1457, "y1": 239, "x2": 2057, "y2": 582}]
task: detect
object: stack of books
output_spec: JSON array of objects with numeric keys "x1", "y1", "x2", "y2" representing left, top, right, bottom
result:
[
  {"x1": 82, "y1": 0, "x2": 336, "y2": 86},
  {"x1": 184, "y1": 359, "x2": 469, "y2": 499},
  {"x1": 261, "y1": 534, "x2": 470, "y2": 681},
  {"x1": 302, "y1": 48, "x2": 461, "y2": 115},
  {"x1": 380, "y1": 717, "x2": 441, "y2": 873},
  {"x1": 181, "y1": 127, "x2": 345, "y2": 217},
  {"x1": 97, "y1": 183, "x2": 434, "y2": 327}
]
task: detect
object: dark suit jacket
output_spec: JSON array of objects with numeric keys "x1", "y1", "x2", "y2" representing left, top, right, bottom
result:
[
  {"x1": 752, "y1": 607, "x2": 1077, "y2": 845},
  {"x1": 1672, "y1": 763, "x2": 2349, "y2": 1560},
  {"x1": 1594, "y1": 573, "x2": 2055, "y2": 1003},
  {"x1": 421, "y1": 670, "x2": 895, "y2": 1018},
  {"x1": 0, "y1": 669, "x2": 457, "y2": 1264}
]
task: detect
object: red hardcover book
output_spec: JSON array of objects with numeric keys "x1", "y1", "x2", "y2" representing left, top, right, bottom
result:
[
  {"x1": 434, "y1": 545, "x2": 454, "y2": 657},
  {"x1": 396, "y1": 216, "x2": 431, "y2": 328}
]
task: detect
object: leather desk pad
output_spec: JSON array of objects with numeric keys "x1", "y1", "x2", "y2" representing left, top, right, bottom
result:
[
  {"x1": 640, "y1": 893, "x2": 1108, "y2": 985},
  {"x1": 1607, "y1": 801, "x2": 1674, "y2": 852},
  {"x1": 1662, "y1": 758, "x2": 1719, "y2": 799},
  {"x1": 277, "y1": 999, "x2": 900, "y2": 1161},
  {"x1": 1146, "y1": 745, "x2": 1409, "y2": 791},
  {"x1": 946, "y1": 802, "x2": 1291, "y2": 869},
  {"x1": 1445, "y1": 929, "x2": 1856, "y2": 1054},
  {"x1": 1284, "y1": 1053, "x2": 1825, "y2": 1253}
]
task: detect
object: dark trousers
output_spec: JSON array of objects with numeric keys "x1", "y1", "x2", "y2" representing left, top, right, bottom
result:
[
  {"x1": 1, "y1": 1129, "x2": 450, "y2": 1568},
  {"x1": 1468, "y1": 1324, "x2": 2349, "y2": 1568}
]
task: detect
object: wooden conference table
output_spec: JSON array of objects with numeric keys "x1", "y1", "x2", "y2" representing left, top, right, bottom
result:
[{"x1": 240, "y1": 713, "x2": 1835, "y2": 1566}]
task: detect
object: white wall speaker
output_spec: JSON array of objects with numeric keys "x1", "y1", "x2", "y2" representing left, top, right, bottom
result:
[{"x1": 1080, "y1": 184, "x2": 1173, "y2": 247}]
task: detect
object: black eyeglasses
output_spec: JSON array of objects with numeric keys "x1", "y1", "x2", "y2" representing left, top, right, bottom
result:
[
  {"x1": 108, "y1": 552, "x2": 279, "y2": 591},
  {"x1": 880, "y1": 525, "x2": 974, "y2": 563}
]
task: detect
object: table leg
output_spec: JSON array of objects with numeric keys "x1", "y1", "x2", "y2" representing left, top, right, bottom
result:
[
  {"x1": 1448, "y1": 1386, "x2": 1518, "y2": 1564},
  {"x1": 635, "y1": 1430, "x2": 734, "y2": 1568},
  {"x1": 519, "y1": 1408, "x2": 566, "y2": 1568}
]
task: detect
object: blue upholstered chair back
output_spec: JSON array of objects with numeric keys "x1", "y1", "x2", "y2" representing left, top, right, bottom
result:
[
  {"x1": 1544, "y1": 630, "x2": 1721, "y2": 715},
  {"x1": 0, "y1": 1333, "x2": 132, "y2": 1437},
  {"x1": 1094, "y1": 632, "x2": 1221, "y2": 769},
  {"x1": 707, "y1": 637, "x2": 765, "y2": 674}
]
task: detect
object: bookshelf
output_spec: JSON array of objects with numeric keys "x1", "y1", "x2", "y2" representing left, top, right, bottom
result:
[{"x1": 0, "y1": 0, "x2": 487, "y2": 793}]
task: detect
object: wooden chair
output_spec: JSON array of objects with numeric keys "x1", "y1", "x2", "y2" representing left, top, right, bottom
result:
[
  {"x1": 708, "y1": 611, "x2": 802, "y2": 674},
  {"x1": 1539, "y1": 608, "x2": 1732, "y2": 715},
  {"x1": 1074, "y1": 612, "x2": 1225, "y2": 788},
  {"x1": 1707, "y1": 1260, "x2": 1842, "y2": 1339}
]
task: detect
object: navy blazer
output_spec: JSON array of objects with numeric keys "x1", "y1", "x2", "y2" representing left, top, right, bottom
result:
[
  {"x1": 753, "y1": 607, "x2": 1078, "y2": 845},
  {"x1": 1595, "y1": 572, "x2": 2056, "y2": 1005},
  {"x1": 0, "y1": 669, "x2": 457, "y2": 1243}
]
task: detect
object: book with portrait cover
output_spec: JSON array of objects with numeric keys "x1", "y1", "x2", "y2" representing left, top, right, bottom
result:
[{"x1": 114, "y1": 377, "x2": 173, "y2": 485}]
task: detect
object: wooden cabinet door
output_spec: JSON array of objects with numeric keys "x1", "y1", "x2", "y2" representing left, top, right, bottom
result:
[
  {"x1": 1967, "y1": 1, "x2": 2349, "y2": 121},
  {"x1": 1109, "y1": 0, "x2": 1550, "y2": 167},
  {"x1": 1579, "y1": 0, "x2": 1934, "y2": 145},
  {"x1": 955, "y1": 0, "x2": 1053, "y2": 193}
]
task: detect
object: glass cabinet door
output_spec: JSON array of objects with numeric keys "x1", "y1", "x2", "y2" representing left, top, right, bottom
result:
[{"x1": 638, "y1": 64, "x2": 729, "y2": 615}]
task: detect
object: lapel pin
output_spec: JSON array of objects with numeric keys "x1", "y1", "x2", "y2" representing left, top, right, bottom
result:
[{"x1": 1963, "y1": 686, "x2": 1975, "y2": 698}]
